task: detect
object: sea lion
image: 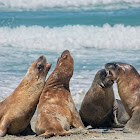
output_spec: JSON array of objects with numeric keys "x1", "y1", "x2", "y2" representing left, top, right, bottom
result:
[
  {"x1": 79, "y1": 69, "x2": 118, "y2": 128},
  {"x1": 35, "y1": 50, "x2": 84, "y2": 138},
  {"x1": 116, "y1": 99, "x2": 130, "y2": 125},
  {"x1": 0, "y1": 56, "x2": 51, "y2": 136},
  {"x1": 105, "y1": 62, "x2": 140, "y2": 132}
]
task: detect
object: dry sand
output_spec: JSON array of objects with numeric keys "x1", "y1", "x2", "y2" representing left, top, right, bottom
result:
[{"x1": 0, "y1": 115, "x2": 140, "y2": 140}]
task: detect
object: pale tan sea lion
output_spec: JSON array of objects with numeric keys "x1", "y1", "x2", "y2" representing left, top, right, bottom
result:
[
  {"x1": 35, "y1": 50, "x2": 84, "y2": 138},
  {"x1": 0, "y1": 56, "x2": 51, "y2": 136},
  {"x1": 105, "y1": 62, "x2": 140, "y2": 132}
]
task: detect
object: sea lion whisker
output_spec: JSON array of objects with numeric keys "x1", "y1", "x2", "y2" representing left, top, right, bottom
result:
[{"x1": 98, "y1": 82, "x2": 106, "y2": 88}]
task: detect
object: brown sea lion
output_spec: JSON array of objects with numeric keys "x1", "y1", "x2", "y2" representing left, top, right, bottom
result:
[
  {"x1": 105, "y1": 62, "x2": 140, "y2": 132},
  {"x1": 0, "y1": 56, "x2": 51, "y2": 137},
  {"x1": 35, "y1": 50, "x2": 84, "y2": 138},
  {"x1": 79, "y1": 69, "x2": 118, "y2": 128}
]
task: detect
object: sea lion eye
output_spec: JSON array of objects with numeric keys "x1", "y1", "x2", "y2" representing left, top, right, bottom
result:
[
  {"x1": 62, "y1": 55, "x2": 67, "y2": 59},
  {"x1": 37, "y1": 64, "x2": 44, "y2": 71}
]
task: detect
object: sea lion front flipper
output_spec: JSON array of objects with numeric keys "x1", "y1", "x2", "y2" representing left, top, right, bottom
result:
[
  {"x1": 112, "y1": 99, "x2": 124, "y2": 128},
  {"x1": 113, "y1": 99, "x2": 120, "y2": 125},
  {"x1": 0, "y1": 116, "x2": 10, "y2": 137},
  {"x1": 19, "y1": 123, "x2": 35, "y2": 136},
  {"x1": 71, "y1": 107, "x2": 84, "y2": 128},
  {"x1": 0, "y1": 124, "x2": 7, "y2": 137}
]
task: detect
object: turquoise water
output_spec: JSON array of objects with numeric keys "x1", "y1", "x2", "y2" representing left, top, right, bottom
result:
[
  {"x1": 1, "y1": 8, "x2": 140, "y2": 27},
  {"x1": 0, "y1": 1, "x2": 140, "y2": 107}
]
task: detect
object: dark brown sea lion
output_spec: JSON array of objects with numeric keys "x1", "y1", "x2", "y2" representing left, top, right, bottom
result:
[
  {"x1": 35, "y1": 50, "x2": 84, "y2": 138},
  {"x1": 0, "y1": 56, "x2": 51, "y2": 137},
  {"x1": 105, "y1": 62, "x2": 140, "y2": 132},
  {"x1": 79, "y1": 69, "x2": 118, "y2": 128}
]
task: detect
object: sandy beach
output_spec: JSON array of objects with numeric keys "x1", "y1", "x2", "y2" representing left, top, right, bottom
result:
[{"x1": 0, "y1": 115, "x2": 139, "y2": 140}]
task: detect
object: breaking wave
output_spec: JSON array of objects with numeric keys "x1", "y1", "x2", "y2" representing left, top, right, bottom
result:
[
  {"x1": 0, "y1": 0, "x2": 140, "y2": 11},
  {"x1": 0, "y1": 24, "x2": 140, "y2": 51}
]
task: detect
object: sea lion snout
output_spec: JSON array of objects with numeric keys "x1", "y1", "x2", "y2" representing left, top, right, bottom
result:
[
  {"x1": 36, "y1": 56, "x2": 51, "y2": 74},
  {"x1": 39, "y1": 55, "x2": 46, "y2": 60},
  {"x1": 36, "y1": 56, "x2": 46, "y2": 67},
  {"x1": 37, "y1": 56, "x2": 46, "y2": 63},
  {"x1": 97, "y1": 69, "x2": 114, "y2": 88},
  {"x1": 57, "y1": 50, "x2": 70, "y2": 64},
  {"x1": 105, "y1": 63, "x2": 118, "y2": 79},
  {"x1": 62, "y1": 50, "x2": 70, "y2": 55},
  {"x1": 57, "y1": 50, "x2": 73, "y2": 68},
  {"x1": 98, "y1": 78, "x2": 114, "y2": 88},
  {"x1": 46, "y1": 63, "x2": 52, "y2": 71},
  {"x1": 60, "y1": 50, "x2": 70, "y2": 59},
  {"x1": 105, "y1": 63, "x2": 117, "y2": 71},
  {"x1": 36, "y1": 56, "x2": 47, "y2": 72}
]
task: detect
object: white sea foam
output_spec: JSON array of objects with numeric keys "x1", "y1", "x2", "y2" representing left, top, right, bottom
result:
[
  {"x1": 0, "y1": 0, "x2": 140, "y2": 11},
  {"x1": 0, "y1": 24, "x2": 140, "y2": 51}
]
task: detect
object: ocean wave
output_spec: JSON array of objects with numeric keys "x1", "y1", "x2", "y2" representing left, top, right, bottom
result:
[
  {"x1": 0, "y1": 0, "x2": 140, "y2": 11},
  {"x1": 0, "y1": 24, "x2": 140, "y2": 51}
]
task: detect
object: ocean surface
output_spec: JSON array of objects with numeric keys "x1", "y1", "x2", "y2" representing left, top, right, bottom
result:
[{"x1": 0, "y1": 0, "x2": 140, "y2": 109}]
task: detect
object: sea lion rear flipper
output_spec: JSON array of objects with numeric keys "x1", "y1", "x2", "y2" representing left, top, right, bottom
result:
[
  {"x1": 39, "y1": 129, "x2": 70, "y2": 138},
  {"x1": 39, "y1": 131, "x2": 54, "y2": 138}
]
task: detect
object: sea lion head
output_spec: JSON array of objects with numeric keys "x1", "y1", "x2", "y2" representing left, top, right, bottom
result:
[
  {"x1": 25, "y1": 56, "x2": 51, "y2": 82},
  {"x1": 96, "y1": 69, "x2": 114, "y2": 88},
  {"x1": 46, "y1": 50, "x2": 73, "y2": 90},
  {"x1": 105, "y1": 62, "x2": 133, "y2": 81},
  {"x1": 56, "y1": 50, "x2": 74, "y2": 80}
]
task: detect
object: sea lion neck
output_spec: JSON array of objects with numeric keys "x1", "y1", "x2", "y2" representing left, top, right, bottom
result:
[
  {"x1": 44, "y1": 69, "x2": 70, "y2": 92},
  {"x1": 45, "y1": 79, "x2": 69, "y2": 91},
  {"x1": 43, "y1": 50, "x2": 73, "y2": 92}
]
